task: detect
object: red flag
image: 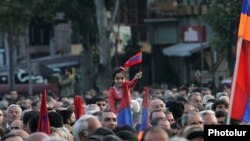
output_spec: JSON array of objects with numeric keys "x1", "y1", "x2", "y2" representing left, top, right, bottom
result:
[
  {"x1": 37, "y1": 89, "x2": 50, "y2": 135},
  {"x1": 124, "y1": 52, "x2": 142, "y2": 68},
  {"x1": 74, "y1": 95, "x2": 84, "y2": 120},
  {"x1": 230, "y1": 0, "x2": 250, "y2": 122}
]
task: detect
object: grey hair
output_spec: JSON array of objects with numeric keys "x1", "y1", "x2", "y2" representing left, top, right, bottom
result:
[
  {"x1": 42, "y1": 137, "x2": 67, "y2": 141},
  {"x1": 188, "y1": 92, "x2": 201, "y2": 101},
  {"x1": 7, "y1": 104, "x2": 22, "y2": 114},
  {"x1": 72, "y1": 114, "x2": 97, "y2": 141},
  {"x1": 169, "y1": 137, "x2": 188, "y2": 141},
  {"x1": 199, "y1": 110, "x2": 215, "y2": 117},
  {"x1": 85, "y1": 104, "x2": 100, "y2": 113},
  {"x1": 181, "y1": 112, "x2": 200, "y2": 127}
]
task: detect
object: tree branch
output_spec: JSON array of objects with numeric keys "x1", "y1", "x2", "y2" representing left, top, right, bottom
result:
[{"x1": 110, "y1": 0, "x2": 120, "y2": 28}]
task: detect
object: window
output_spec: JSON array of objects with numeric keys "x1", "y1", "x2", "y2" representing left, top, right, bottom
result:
[{"x1": 29, "y1": 20, "x2": 53, "y2": 46}]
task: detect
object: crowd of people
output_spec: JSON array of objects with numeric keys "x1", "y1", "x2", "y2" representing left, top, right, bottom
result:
[{"x1": 0, "y1": 67, "x2": 235, "y2": 141}]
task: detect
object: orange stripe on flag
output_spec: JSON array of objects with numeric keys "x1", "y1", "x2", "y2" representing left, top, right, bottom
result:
[
  {"x1": 138, "y1": 131, "x2": 144, "y2": 141},
  {"x1": 238, "y1": 13, "x2": 247, "y2": 37},
  {"x1": 244, "y1": 16, "x2": 250, "y2": 41}
]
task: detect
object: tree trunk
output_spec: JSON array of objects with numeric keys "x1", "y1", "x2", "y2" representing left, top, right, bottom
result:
[
  {"x1": 80, "y1": 45, "x2": 94, "y2": 94},
  {"x1": 94, "y1": 0, "x2": 112, "y2": 91}
]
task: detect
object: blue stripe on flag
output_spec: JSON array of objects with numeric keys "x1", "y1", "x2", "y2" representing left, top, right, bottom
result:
[
  {"x1": 242, "y1": 0, "x2": 250, "y2": 14},
  {"x1": 243, "y1": 98, "x2": 250, "y2": 123},
  {"x1": 117, "y1": 107, "x2": 134, "y2": 128},
  {"x1": 139, "y1": 108, "x2": 149, "y2": 131},
  {"x1": 128, "y1": 55, "x2": 142, "y2": 63}
]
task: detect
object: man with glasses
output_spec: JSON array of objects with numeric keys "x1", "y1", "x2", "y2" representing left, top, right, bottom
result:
[{"x1": 10, "y1": 120, "x2": 23, "y2": 131}]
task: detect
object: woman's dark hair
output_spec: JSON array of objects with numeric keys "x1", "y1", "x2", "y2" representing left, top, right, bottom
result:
[
  {"x1": 57, "y1": 110, "x2": 73, "y2": 124},
  {"x1": 168, "y1": 101, "x2": 184, "y2": 120},
  {"x1": 116, "y1": 130, "x2": 138, "y2": 141},
  {"x1": 215, "y1": 110, "x2": 227, "y2": 118},
  {"x1": 113, "y1": 125, "x2": 137, "y2": 134},
  {"x1": 48, "y1": 111, "x2": 64, "y2": 128},
  {"x1": 23, "y1": 111, "x2": 39, "y2": 125},
  {"x1": 28, "y1": 114, "x2": 39, "y2": 133},
  {"x1": 212, "y1": 100, "x2": 229, "y2": 111}
]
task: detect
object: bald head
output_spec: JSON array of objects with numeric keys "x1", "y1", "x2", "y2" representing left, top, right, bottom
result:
[
  {"x1": 5, "y1": 136, "x2": 23, "y2": 141},
  {"x1": 149, "y1": 99, "x2": 166, "y2": 112},
  {"x1": 26, "y1": 132, "x2": 49, "y2": 141},
  {"x1": 11, "y1": 120, "x2": 23, "y2": 130},
  {"x1": 10, "y1": 129, "x2": 29, "y2": 140}
]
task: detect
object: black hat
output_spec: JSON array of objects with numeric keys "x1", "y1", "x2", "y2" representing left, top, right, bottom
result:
[
  {"x1": 88, "y1": 127, "x2": 115, "y2": 141},
  {"x1": 186, "y1": 130, "x2": 204, "y2": 140}
]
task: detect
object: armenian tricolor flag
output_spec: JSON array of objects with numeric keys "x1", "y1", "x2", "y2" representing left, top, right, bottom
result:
[
  {"x1": 117, "y1": 83, "x2": 134, "y2": 127},
  {"x1": 138, "y1": 87, "x2": 150, "y2": 140},
  {"x1": 229, "y1": 0, "x2": 250, "y2": 123},
  {"x1": 124, "y1": 52, "x2": 142, "y2": 68}
]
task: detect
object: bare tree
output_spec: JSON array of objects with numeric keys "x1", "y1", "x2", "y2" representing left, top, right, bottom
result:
[{"x1": 94, "y1": 0, "x2": 120, "y2": 91}]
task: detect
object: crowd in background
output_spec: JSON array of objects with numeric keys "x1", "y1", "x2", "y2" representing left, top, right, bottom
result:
[{"x1": 0, "y1": 81, "x2": 235, "y2": 141}]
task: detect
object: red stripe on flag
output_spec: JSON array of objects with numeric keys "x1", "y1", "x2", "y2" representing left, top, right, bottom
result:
[
  {"x1": 231, "y1": 40, "x2": 250, "y2": 120},
  {"x1": 230, "y1": 0, "x2": 250, "y2": 122}
]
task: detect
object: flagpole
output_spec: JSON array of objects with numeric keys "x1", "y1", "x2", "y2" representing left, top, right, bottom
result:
[
  {"x1": 140, "y1": 61, "x2": 142, "y2": 72},
  {"x1": 140, "y1": 52, "x2": 142, "y2": 72},
  {"x1": 226, "y1": 37, "x2": 243, "y2": 125}
]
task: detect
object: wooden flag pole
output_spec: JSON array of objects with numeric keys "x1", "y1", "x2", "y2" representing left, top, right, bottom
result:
[
  {"x1": 226, "y1": 37, "x2": 243, "y2": 125},
  {"x1": 140, "y1": 60, "x2": 142, "y2": 72}
]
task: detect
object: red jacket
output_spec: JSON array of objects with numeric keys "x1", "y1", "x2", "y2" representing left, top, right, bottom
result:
[{"x1": 109, "y1": 79, "x2": 137, "y2": 113}]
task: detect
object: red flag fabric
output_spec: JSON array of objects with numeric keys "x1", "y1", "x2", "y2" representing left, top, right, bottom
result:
[
  {"x1": 124, "y1": 52, "x2": 142, "y2": 68},
  {"x1": 37, "y1": 89, "x2": 50, "y2": 135},
  {"x1": 231, "y1": 40, "x2": 250, "y2": 120},
  {"x1": 74, "y1": 95, "x2": 84, "y2": 120},
  {"x1": 230, "y1": 0, "x2": 250, "y2": 121}
]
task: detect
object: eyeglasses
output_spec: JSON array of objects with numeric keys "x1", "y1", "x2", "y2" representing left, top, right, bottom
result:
[{"x1": 11, "y1": 126, "x2": 20, "y2": 130}]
